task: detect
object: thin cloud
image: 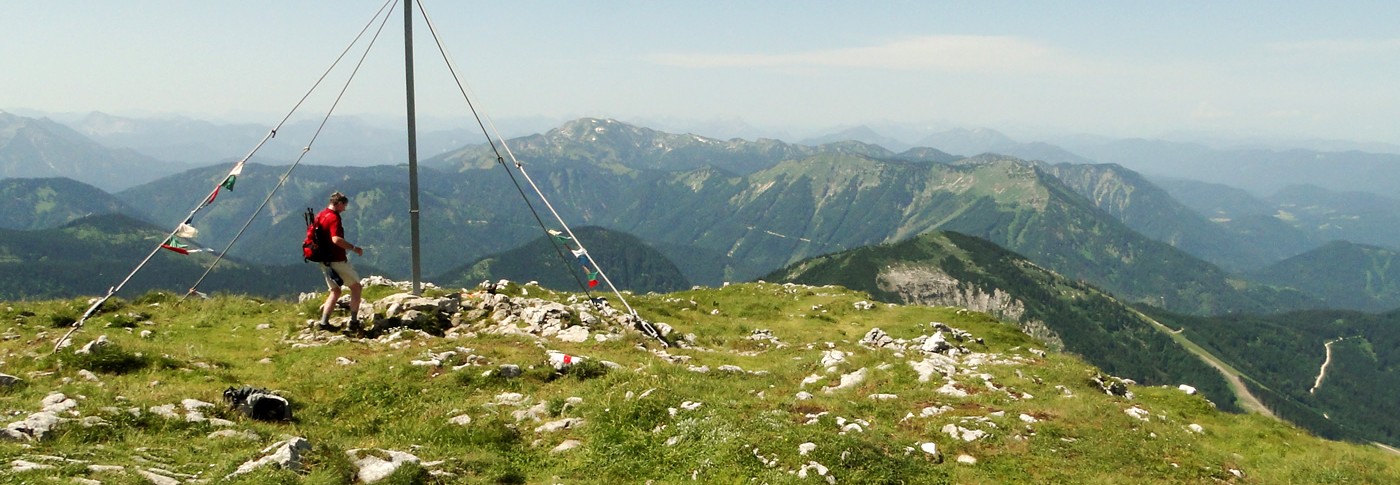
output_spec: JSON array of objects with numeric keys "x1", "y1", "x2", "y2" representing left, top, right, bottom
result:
[
  {"x1": 650, "y1": 35, "x2": 1081, "y2": 73},
  {"x1": 1192, "y1": 102, "x2": 1233, "y2": 121},
  {"x1": 1267, "y1": 38, "x2": 1400, "y2": 57}
]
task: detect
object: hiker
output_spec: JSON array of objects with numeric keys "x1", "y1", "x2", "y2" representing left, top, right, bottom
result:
[{"x1": 316, "y1": 191, "x2": 366, "y2": 329}]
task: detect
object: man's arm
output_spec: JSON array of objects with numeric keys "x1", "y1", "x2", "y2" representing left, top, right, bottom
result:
[{"x1": 332, "y1": 236, "x2": 364, "y2": 256}]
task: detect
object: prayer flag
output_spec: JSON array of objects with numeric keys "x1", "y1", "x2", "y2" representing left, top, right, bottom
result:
[
  {"x1": 161, "y1": 236, "x2": 191, "y2": 255},
  {"x1": 220, "y1": 161, "x2": 244, "y2": 191},
  {"x1": 175, "y1": 223, "x2": 199, "y2": 239}
]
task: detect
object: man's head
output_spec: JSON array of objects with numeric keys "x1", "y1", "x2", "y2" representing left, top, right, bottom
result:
[{"x1": 329, "y1": 191, "x2": 349, "y2": 211}]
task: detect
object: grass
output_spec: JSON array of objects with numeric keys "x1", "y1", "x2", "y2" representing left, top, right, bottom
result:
[{"x1": 0, "y1": 281, "x2": 1397, "y2": 483}]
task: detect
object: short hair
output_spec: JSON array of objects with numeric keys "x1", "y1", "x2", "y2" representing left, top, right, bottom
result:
[{"x1": 329, "y1": 191, "x2": 348, "y2": 204}]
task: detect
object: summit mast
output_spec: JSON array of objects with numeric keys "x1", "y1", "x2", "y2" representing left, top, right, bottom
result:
[{"x1": 404, "y1": 0, "x2": 423, "y2": 295}]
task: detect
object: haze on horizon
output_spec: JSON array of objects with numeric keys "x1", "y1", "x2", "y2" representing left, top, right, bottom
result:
[{"x1": 3, "y1": 1, "x2": 1399, "y2": 146}]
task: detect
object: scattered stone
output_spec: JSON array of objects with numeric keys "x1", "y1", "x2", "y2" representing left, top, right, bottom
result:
[
  {"x1": 498, "y1": 364, "x2": 522, "y2": 378},
  {"x1": 348, "y1": 448, "x2": 420, "y2": 484},
  {"x1": 449, "y1": 414, "x2": 473, "y2": 426},
  {"x1": 1187, "y1": 423, "x2": 1204, "y2": 434},
  {"x1": 920, "y1": 442, "x2": 939, "y2": 458},
  {"x1": 547, "y1": 351, "x2": 581, "y2": 371},
  {"x1": 797, "y1": 461, "x2": 830, "y2": 479},
  {"x1": 41, "y1": 393, "x2": 78, "y2": 414},
  {"x1": 1178, "y1": 384, "x2": 1197, "y2": 395},
  {"x1": 746, "y1": 329, "x2": 788, "y2": 348},
  {"x1": 908, "y1": 354, "x2": 957, "y2": 382},
  {"x1": 495, "y1": 392, "x2": 527, "y2": 405},
  {"x1": 10, "y1": 459, "x2": 54, "y2": 472},
  {"x1": 226, "y1": 437, "x2": 311, "y2": 479},
  {"x1": 556, "y1": 326, "x2": 590, "y2": 342},
  {"x1": 920, "y1": 405, "x2": 953, "y2": 417},
  {"x1": 799, "y1": 442, "x2": 816, "y2": 455},
  {"x1": 136, "y1": 469, "x2": 180, "y2": 485},
  {"x1": 860, "y1": 328, "x2": 898, "y2": 349},
  {"x1": 1125, "y1": 406, "x2": 1150, "y2": 421},
  {"x1": 1090, "y1": 373, "x2": 1135, "y2": 399},
  {"x1": 551, "y1": 440, "x2": 583, "y2": 453},
  {"x1": 956, "y1": 454, "x2": 977, "y2": 465},
  {"x1": 820, "y1": 350, "x2": 846, "y2": 369},
  {"x1": 75, "y1": 335, "x2": 111, "y2": 355},
  {"x1": 208, "y1": 429, "x2": 260, "y2": 440},
  {"x1": 88, "y1": 464, "x2": 124, "y2": 474},
  {"x1": 920, "y1": 332, "x2": 951, "y2": 354},
  {"x1": 936, "y1": 380, "x2": 969, "y2": 398},
  {"x1": 942, "y1": 424, "x2": 987, "y2": 442},
  {"x1": 148, "y1": 404, "x2": 179, "y2": 419},
  {"x1": 535, "y1": 418, "x2": 585, "y2": 433},
  {"x1": 821, "y1": 368, "x2": 868, "y2": 394}
]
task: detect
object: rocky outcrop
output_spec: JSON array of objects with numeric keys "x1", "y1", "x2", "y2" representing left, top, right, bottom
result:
[
  {"x1": 306, "y1": 280, "x2": 661, "y2": 346},
  {"x1": 877, "y1": 265, "x2": 1064, "y2": 349}
]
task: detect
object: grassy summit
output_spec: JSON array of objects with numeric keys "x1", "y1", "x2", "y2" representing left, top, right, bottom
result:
[{"x1": 0, "y1": 281, "x2": 1395, "y2": 483}]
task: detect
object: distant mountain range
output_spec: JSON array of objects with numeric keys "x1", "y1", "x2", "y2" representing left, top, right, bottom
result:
[
  {"x1": 0, "y1": 177, "x2": 139, "y2": 230},
  {"x1": 8, "y1": 114, "x2": 1400, "y2": 447},
  {"x1": 0, "y1": 112, "x2": 180, "y2": 191},
  {"x1": 0, "y1": 214, "x2": 325, "y2": 300},
  {"x1": 1246, "y1": 241, "x2": 1400, "y2": 312},
  {"x1": 8, "y1": 115, "x2": 1400, "y2": 314},
  {"x1": 434, "y1": 226, "x2": 690, "y2": 293}
]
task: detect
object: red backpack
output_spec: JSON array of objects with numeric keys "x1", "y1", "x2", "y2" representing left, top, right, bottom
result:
[{"x1": 302, "y1": 208, "x2": 332, "y2": 263}]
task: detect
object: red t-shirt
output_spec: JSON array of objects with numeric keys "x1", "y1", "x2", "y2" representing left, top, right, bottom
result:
[{"x1": 315, "y1": 208, "x2": 348, "y2": 262}]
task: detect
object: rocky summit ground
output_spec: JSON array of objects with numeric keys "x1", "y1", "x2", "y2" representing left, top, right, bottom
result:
[{"x1": 1, "y1": 278, "x2": 1397, "y2": 484}]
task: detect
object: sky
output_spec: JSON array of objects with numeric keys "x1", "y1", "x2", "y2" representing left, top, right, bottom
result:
[{"x1": 4, "y1": 1, "x2": 1400, "y2": 145}]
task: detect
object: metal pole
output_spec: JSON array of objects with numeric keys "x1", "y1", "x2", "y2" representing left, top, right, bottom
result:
[{"x1": 404, "y1": 0, "x2": 423, "y2": 295}]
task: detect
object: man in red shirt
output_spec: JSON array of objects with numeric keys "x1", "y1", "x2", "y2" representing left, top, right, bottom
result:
[{"x1": 316, "y1": 191, "x2": 366, "y2": 329}]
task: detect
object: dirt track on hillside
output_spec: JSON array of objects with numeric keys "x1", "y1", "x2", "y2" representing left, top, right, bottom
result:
[{"x1": 1135, "y1": 310, "x2": 1278, "y2": 419}]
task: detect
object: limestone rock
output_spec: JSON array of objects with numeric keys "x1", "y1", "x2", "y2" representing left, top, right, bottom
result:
[
  {"x1": 348, "y1": 448, "x2": 420, "y2": 484},
  {"x1": 226, "y1": 437, "x2": 311, "y2": 479}
]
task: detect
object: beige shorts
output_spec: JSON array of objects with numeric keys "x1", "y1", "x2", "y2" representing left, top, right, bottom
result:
[{"x1": 323, "y1": 261, "x2": 360, "y2": 290}]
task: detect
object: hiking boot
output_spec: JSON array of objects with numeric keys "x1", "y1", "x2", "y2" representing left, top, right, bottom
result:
[{"x1": 343, "y1": 318, "x2": 362, "y2": 336}]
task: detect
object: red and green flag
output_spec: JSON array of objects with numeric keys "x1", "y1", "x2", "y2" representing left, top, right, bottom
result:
[
  {"x1": 204, "y1": 160, "x2": 245, "y2": 206},
  {"x1": 161, "y1": 236, "x2": 192, "y2": 255},
  {"x1": 220, "y1": 161, "x2": 244, "y2": 190}
]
